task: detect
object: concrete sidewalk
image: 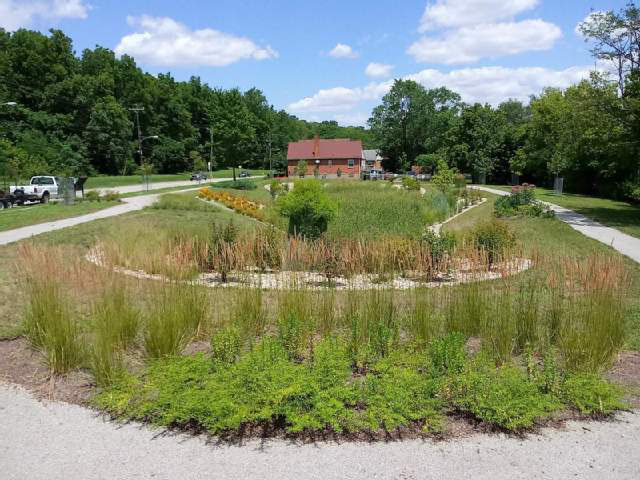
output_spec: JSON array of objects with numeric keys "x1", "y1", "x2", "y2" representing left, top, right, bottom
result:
[
  {"x1": 0, "y1": 384, "x2": 638, "y2": 480},
  {"x1": 0, "y1": 176, "x2": 255, "y2": 246},
  {"x1": 472, "y1": 186, "x2": 640, "y2": 264}
]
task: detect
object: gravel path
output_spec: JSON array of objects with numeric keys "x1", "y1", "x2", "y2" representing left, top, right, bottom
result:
[
  {"x1": 0, "y1": 384, "x2": 638, "y2": 480},
  {"x1": 472, "y1": 186, "x2": 640, "y2": 264}
]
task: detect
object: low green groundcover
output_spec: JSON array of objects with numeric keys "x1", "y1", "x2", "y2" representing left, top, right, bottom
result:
[{"x1": 94, "y1": 335, "x2": 626, "y2": 436}]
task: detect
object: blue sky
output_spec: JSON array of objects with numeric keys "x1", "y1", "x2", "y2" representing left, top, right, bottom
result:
[{"x1": 0, "y1": 0, "x2": 628, "y2": 125}]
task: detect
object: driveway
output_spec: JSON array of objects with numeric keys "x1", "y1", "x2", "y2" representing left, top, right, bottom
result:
[
  {"x1": 472, "y1": 186, "x2": 640, "y2": 264},
  {"x1": 86, "y1": 176, "x2": 260, "y2": 195},
  {"x1": 0, "y1": 384, "x2": 637, "y2": 480}
]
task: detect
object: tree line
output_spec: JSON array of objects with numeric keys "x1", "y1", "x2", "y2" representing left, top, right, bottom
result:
[
  {"x1": 369, "y1": 2, "x2": 640, "y2": 199},
  {"x1": 0, "y1": 28, "x2": 374, "y2": 180}
]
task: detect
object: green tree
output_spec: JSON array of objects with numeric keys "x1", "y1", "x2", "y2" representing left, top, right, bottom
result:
[
  {"x1": 368, "y1": 80, "x2": 461, "y2": 172},
  {"x1": 84, "y1": 96, "x2": 133, "y2": 175},
  {"x1": 209, "y1": 89, "x2": 255, "y2": 174}
]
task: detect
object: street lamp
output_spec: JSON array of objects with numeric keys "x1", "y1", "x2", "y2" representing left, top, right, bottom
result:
[{"x1": 400, "y1": 96, "x2": 411, "y2": 173}]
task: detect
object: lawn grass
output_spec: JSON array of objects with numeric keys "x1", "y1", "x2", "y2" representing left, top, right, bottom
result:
[
  {"x1": 483, "y1": 185, "x2": 640, "y2": 239},
  {"x1": 86, "y1": 169, "x2": 268, "y2": 189},
  {"x1": 0, "y1": 200, "x2": 120, "y2": 232}
]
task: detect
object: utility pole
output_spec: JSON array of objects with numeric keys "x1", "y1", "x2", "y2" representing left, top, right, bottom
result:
[
  {"x1": 129, "y1": 106, "x2": 145, "y2": 164},
  {"x1": 209, "y1": 127, "x2": 214, "y2": 178},
  {"x1": 267, "y1": 137, "x2": 272, "y2": 177}
]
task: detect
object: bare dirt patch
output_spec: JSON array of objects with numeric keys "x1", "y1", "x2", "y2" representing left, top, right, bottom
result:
[
  {"x1": 0, "y1": 338, "x2": 93, "y2": 405},
  {"x1": 607, "y1": 351, "x2": 640, "y2": 408}
]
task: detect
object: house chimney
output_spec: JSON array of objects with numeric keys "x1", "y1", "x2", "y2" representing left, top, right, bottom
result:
[{"x1": 312, "y1": 135, "x2": 320, "y2": 158}]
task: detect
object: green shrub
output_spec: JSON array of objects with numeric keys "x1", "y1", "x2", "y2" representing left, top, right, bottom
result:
[
  {"x1": 402, "y1": 176, "x2": 420, "y2": 191},
  {"x1": 211, "y1": 326, "x2": 242, "y2": 364},
  {"x1": 269, "y1": 180, "x2": 283, "y2": 199},
  {"x1": 431, "y1": 159, "x2": 456, "y2": 192},
  {"x1": 470, "y1": 219, "x2": 516, "y2": 264},
  {"x1": 621, "y1": 180, "x2": 640, "y2": 203},
  {"x1": 421, "y1": 229, "x2": 456, "y2": 271},
  {"x1": 450, "y1": 355, "x2": 562, "y2": 430},
  {"x1": 561, "y1": 373, "x2": 626, "y2": 415},
  {"x1": 85, "y1": 190, "x2": 101, "y2": 202},
  {"x1": 429, "y1": 332, "x2": 466, "y2": 376},
  {"x1": 494, "y1": 187, "x2": 553, "y2": 218},
  {"x1": 211, "y1": 179, "x2": 257, "y2": 190},
  {"x1": 277, "y1": 179, "x2": 337, "y2": 239},
  {"x1": 102, "y1": 190, "x2": 121, "y2": 202}
]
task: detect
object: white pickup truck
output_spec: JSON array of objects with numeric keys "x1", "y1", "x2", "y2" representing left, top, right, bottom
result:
[{"x1": 10, "y1": 176, "x2": 61, "y2": 204}]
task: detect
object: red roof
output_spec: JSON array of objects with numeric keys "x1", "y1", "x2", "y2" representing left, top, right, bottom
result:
[{"x1": 287, "y1": 138, "x2": 363, "y2": 160}]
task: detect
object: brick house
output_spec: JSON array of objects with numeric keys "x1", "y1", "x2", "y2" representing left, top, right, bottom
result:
[
  {"x1": 363, "y1": 149, "x2": 384, "y2": 171},
  {"x1": 287, "y1": 138, "x2": 363, "y2": 177}
]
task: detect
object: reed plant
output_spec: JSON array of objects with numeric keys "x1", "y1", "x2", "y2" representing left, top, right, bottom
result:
[
  {"x1": 143, "y1": 282, "x2": 208, "y2": 358},
  {"x1": 23, "y1": 280, "x2": 84, "y2": 374}
]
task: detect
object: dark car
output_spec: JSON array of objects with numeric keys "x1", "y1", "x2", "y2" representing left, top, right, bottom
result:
[
  {"x1": 191, "y1": 172, "x2": 207, "y2": 181},
  {"x1": 0, "y1": 189, "x2": 14, "y2": 210},
  {"x1": 239, "y1": 171, "x2": 251, "y2": 178}
]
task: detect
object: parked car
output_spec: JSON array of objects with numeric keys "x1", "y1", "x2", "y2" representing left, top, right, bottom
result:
[
  {"x1": 10, "y1": 176, "x2": 61, "y2": 204},
  {"x1": 239, "y1": 171, "x2": 251, "y2": 178},
  {"x1": 369, "y1": 169, "x2": 384, "y2": 180},
  {"x1": 190, "y1": 172, "x2": 208, "y2": 181},
  {"x1": 0, "y1": 189, "x2": 15, "y2": 210}
]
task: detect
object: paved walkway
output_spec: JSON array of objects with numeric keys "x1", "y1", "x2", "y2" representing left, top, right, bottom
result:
[
  {"x1": 0, "y1": 177, "x2": 254, "y2": 246},
  {"x1": 0, "y1": 384, "x2": 637, "y2": 480},
  {"x1": 87, "y1": 179, "x2": 207, "y2": 195},
  {"x1": 0, "y1": 187, "x2": 200, "y2": 246},
  {"x1": 472, "y1": 186, "x2": 640, "y2": 264}
]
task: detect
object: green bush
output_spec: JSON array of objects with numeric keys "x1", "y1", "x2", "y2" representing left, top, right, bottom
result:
[
  {"x1": 429, "y1": 332, "x2": 466, "y2": 376},
  {"x1": 471, "y1": 220, "x2": 516, "y2": 264},
  {"x1": 277, "y1": 179, "x2": 337, "y2": 239},
  {"x1": 621, "y1": 180, "x2": 640, "y2": 203},
  {"x1": 431, "y1": 159, "x2": 456, "y2": 192},
  {"x1": 561, "y1": 373, "x2": 626, "y2": 415},
  {"x1": 450, "y1": 355, "x2": 562, "y2": 430},
  {"x1": 211, "y1": 179, "x2": 257, "y2": 190},
  {"x1": 421, "y1": 229, "x2": 456, "y2": 270},
  {"x1": 211, "y1": 326, "x2": 242, "y2": 364},
  {"x1": 269, "y1": 180, "x2": 283, "y2": 199},
  {"x1": 494, "y1": 187, "x2": 554, "y2": 218},
  {"x1": 102, "y1": 190, "x2": 121, "y2": 202},
  {"x1": 85, "y1": 190, "x2": 101, "y2": 202},
  {"x1": 402, "y1": 176, "x2": 420, "y2": 191}
]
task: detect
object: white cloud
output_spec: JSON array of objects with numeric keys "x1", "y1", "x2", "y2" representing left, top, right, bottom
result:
[
  {"x1": 365, "y1": 62, "x2": 394, "y2": 78},
  {"x1": 114, "y1": 15, "x2": 278, "y2": 67},
  {"x1": 419, "y1": 0, "x2": 539, "y2": 32},
  {"x1": 0, "y1": 0, "x2": 89, "y2": 30},
  {"x1": 288, "y1": 82, "x2": 392, "y2": 113},
  {"x1": 328, "y1": 43, "x2": 358, "y2": 58},
  {"x1": 406, "y1": 65, "x2": 594, "y2": 105},
  {"x1": 408, "y1": 19, "x2": 561, "y2": 64},
  {"x1": 287, "y1": 65, "x2": 597, "y2": 124}
]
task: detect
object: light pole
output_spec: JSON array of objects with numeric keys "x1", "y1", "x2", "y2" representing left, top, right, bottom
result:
[{"x1": 400, "y1": 96, "x2": 410, "y2": 173}]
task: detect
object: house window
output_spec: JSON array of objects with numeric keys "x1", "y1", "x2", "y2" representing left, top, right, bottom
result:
[
  {"x1": 348, "y1": 159, "x2": 354, "y2": 168},
  {"x1": 328, "y1": 159, "x2": 332, "y2": 166}
]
